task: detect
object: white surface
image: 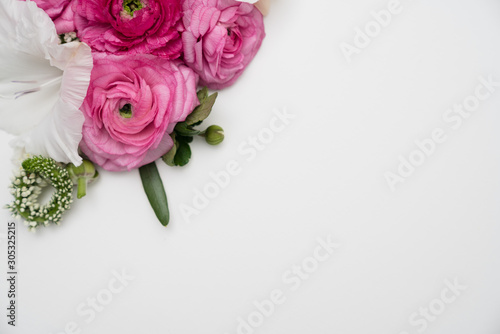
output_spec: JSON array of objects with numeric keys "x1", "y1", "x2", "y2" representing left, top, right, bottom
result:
[{"x1": 1, "y1": 0, "x2": 500, "y2": 333}]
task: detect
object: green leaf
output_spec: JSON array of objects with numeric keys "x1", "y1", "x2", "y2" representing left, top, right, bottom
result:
[
  {"x1": 177, "y1": 134, "x2": 193, "y2": 144},
  {"x1": 161, "y1": 134, "x2": 177, "y2": 167},
  {"x1": 174, "y1": 140, "x2": 191, "y2": 167},
  {"x1": 197, "y1": 87, "x2": 209, "y2": 102},
  {"x1": 174, "y1": 122, "x2": 200, "y2": 136},
  {"x1": 185, "y1": 91, "x2": 218, "y2": 126},
  {"x1": 139, "y1": 162, "x2": 169, "y2": 226},
  {"x1": 161, "y1": 134, "x2": 192, "y2": 167}
]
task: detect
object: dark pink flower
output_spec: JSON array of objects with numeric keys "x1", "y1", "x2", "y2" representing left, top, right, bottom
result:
[
  {"x1": 22, "y1": 0, "x2": 75, "y2": 34},
  {"x1": 182, "y1": 0, "x2": 265, "y2": 89},
  {"x1": 79, "y1": 54, "x2": 198, "y2": 171},
  {"x1": 73, "y1": 0, "x2": 183, "y2": 59}
]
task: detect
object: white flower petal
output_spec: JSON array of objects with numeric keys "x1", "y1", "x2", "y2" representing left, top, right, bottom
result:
[
  {"x1": 0, "y1": 0, "x2": 58, "y2": 56},
  {"x1": 10, "y1": 142, "x2": 30, "y2": 169},
  {"x1": 57, "y1": 42, "x2": 94, "y2": 110},
  {"x1": 18, "y1": 99, "x2": 85, "y2": 165},
  {"x1": 0, "y1": 0, "x2": 93, "y2": 165}
]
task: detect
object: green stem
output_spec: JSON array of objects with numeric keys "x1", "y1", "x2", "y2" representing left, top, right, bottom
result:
[{"x1": 77, "y1": 178, "x2": 87, "y2": 199}]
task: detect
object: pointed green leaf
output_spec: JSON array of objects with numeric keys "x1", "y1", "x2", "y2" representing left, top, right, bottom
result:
[
  {"x1": 185, "y1": 92, "x2": 218, "y2": 125},
  {"x1": 197, "y1": 87, "x2": 209, "y2": 102},
  {"x1": 174, "y1": 140, "x2": 191, "y2": 167},
  {"x1": 161, "y1": 133, "x2": 177, "y2": 167},
  {"x1": 139, "y1": 162, "x2": 169, "y2": 226},
  {"x1": 175, "y1": 122, "x2": 201, "y2": 136}
]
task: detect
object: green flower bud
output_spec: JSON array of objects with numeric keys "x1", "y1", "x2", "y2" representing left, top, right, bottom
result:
[
  {"x1": 204, "y1": 125, "x2": 224, "y2": 145},
  {"x1": 66, "y1": 160, "x2": 99, "y2": 199}
]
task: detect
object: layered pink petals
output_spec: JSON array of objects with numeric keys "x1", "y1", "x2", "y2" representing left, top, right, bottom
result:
[
  {"x1": 73, "y1": 0, "x2": 183, "y2": 59},
  {"x1": 79, "y1": 54, "x2": 198, "y2": 171},
  {"x1": 182, "y1": 0, "x2": 265, "y2": 89},
  {"x1": 22, "y1": 0, "x2": 75, "y2": 34},
  {"x1": 17, "y1": 0, "x2": 266, "y2": 172}
]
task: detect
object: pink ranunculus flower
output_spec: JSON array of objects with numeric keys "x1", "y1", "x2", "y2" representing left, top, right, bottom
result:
[
  {"x1": 73, "y1": 0, "x2": 183, "y2": 59},
  {"x1": 79, "y1": 54, "x2": 198, "y2": 171},
  {"x1": 182, "y1": 0, "x2": 265, "y2": 89},
  {"x1": 22, "y1": 0, "x2": 75, "y2": 34}
]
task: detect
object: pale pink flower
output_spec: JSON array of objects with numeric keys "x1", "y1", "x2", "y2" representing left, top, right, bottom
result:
[
  {"x1": 79, "y1": 54, "x2": 198, "y2": 171},
  {"x1": 182, "y1": 0, "x2": 265, "y2": 89}
]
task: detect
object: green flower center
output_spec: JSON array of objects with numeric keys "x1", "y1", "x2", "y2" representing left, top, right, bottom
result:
[
  {"x1": 123, "y1": 0, "x2": 143, "y2": 16},
  {"x1": 120, "y1": 103, "x2": 133, "y2": 118}
]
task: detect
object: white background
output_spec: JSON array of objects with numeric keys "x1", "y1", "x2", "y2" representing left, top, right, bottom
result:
[{"x1": 1, "y1": 0, "x2": 500, "y2": 333}]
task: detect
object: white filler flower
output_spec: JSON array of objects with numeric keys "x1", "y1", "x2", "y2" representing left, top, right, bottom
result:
[{"x1": 0, "y1": 0, "x2": 92, "y2": 165}]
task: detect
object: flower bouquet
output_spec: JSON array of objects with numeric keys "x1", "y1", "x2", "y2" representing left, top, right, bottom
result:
[{"x1": 0, "y1": 0, "x2": 268, "y2": 230}]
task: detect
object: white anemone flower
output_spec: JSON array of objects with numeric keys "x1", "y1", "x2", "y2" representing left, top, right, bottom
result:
[{"x1": 0, "y1": 0, "x2": 92, "y2": 166}]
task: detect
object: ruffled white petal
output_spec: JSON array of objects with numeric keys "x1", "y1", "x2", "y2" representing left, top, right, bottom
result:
[
  {"x1": 0, "y1": 0, "x2": 58, "y2": 56},
  {"x1": 56, "y1": 42, "x2": 94, "y2": 110},
  {"x1": 17, "y1": 99, "x2": 85, "y2": 164},
  {"x1": 0, "y1": 0, "x2": 93, "y2": 165}
]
